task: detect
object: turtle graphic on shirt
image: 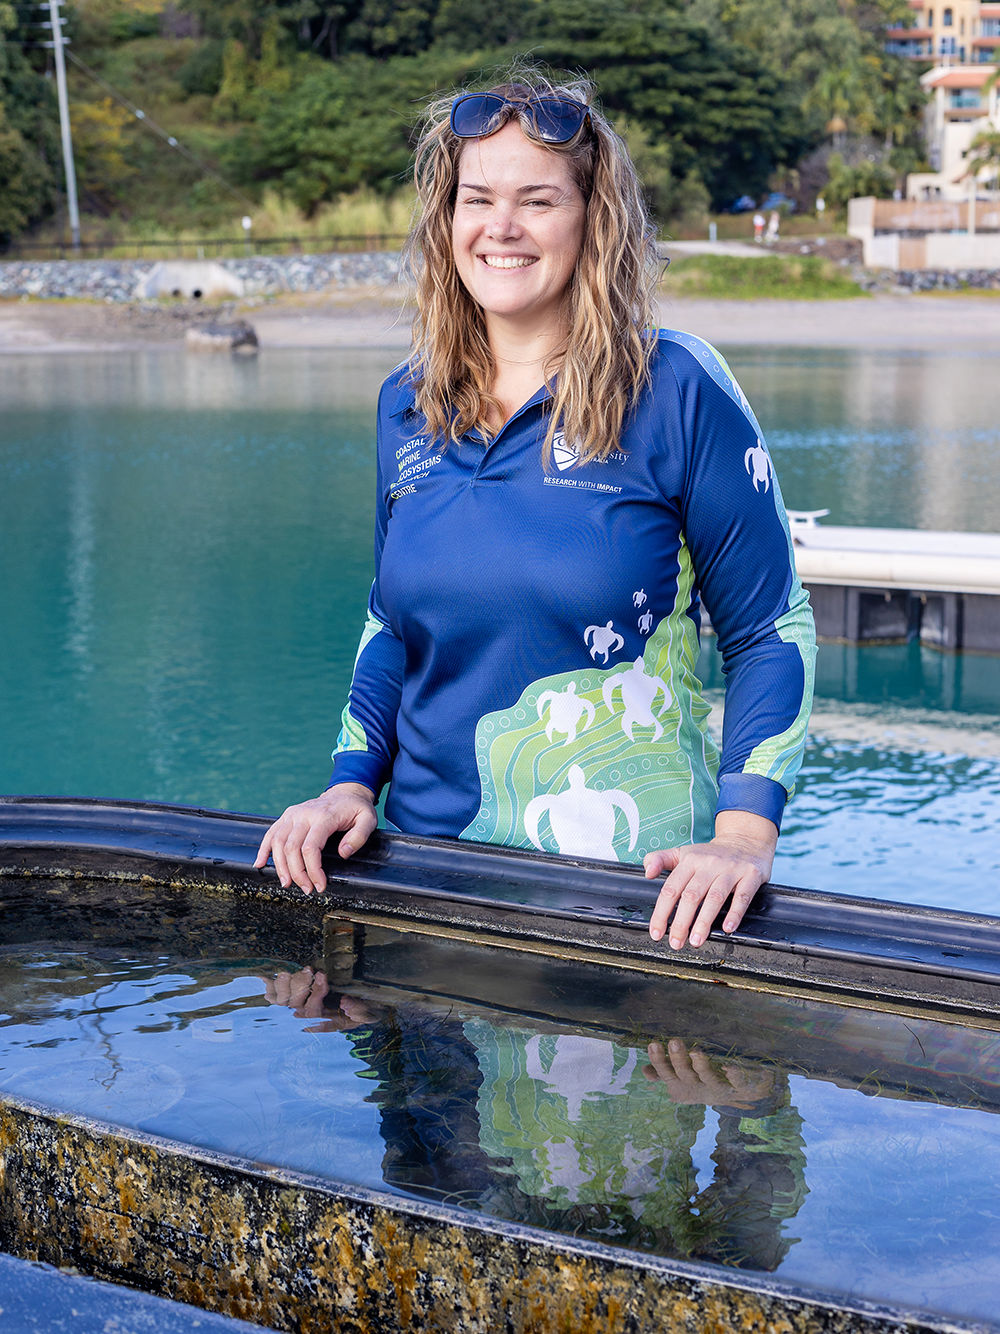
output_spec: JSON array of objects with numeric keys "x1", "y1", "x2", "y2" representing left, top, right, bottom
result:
[
  {"x1": 584, "y1": 620, "x2": 624, "y2": 663},
  {"x1": 536, "y1": 681, "x2": 596, "y2": 744},
  {"x1": 524, "y1": 765, "x2": 639, "y2": 862},
  {"x1": 744, "y1": 439, "x2": 773, "y2": 493},
  {"x1": 602, "y1": 657, "x2": 672, "y2": 741}
]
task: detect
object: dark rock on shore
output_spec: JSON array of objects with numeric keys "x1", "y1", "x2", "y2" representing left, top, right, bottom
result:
[{"x1": 184, "y1": 319, "x2": 259, "y2": 354}]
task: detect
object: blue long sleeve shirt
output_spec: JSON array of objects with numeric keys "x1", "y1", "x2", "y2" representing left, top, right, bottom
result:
[{"x1": 330, "y1": 330, "x2": 815, "y2": 864}]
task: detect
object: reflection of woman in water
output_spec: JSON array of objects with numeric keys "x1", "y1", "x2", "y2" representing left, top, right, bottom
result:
[
  {"x1": 264, "y1": 968, "x2": 807, "y2": 1270},
  {"x1": 256, "y1": 71, "x2": 815, "y2": 952}
]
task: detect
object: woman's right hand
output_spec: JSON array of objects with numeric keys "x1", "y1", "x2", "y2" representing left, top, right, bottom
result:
[{"x1": 253, "y1": 783, "x2": 377, "y2": 895}]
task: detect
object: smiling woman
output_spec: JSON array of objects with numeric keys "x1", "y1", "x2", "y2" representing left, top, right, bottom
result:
[
  {"x1": 450, "y1": 121, "x2": 586, "y2": 393},
  {"x1": 255, "y1": 71, "x2": 816, "y2": 954}
]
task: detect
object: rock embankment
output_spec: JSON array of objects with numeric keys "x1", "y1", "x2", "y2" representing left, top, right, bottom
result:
[
  {"x1": 3, "y1": 246, "x2": 997, "y2": 303},
  {"x1": 879, "y1": 268, "x2": 1000, "y2": 292},
  {"x1": 0, "y1": 251, "x2": 403, "y2": 302}
]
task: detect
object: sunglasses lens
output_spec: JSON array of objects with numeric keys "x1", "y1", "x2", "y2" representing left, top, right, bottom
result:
[
  {"x1": 450, "y1": 94, "x2": 506, "y2": 138},
  {"x1": 529, "y1": 98, "x2": 588, "y2": 143},
  {"x1": 450, "y1": 94, "x2": 588, "y2": 144}
]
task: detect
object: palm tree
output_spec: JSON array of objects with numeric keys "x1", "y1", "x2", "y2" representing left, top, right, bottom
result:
[
  {"x1": 960, "y1": 65, "x2": 1000, "y2": 198},
  {"x1": 964, "y1": 128, "x2": 1000, "y2": 196}
]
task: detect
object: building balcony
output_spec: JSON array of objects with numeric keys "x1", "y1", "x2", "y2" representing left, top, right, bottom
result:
[
  {"x1": 887, "y1": 45, "x2": 934, "y2": 59},
  {"x1": 886, "y1": 36, "x2": 934, "y2": 58}
]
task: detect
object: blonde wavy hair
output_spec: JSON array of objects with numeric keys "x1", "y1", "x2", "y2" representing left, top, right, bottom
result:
[{"x1": 404, "y1": 71, "x2": 660, "y2": 468}]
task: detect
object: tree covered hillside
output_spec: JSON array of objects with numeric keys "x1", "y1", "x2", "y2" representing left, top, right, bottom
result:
[{"x1": 1, "y1": 0, "x2": 927, "y2": 246}]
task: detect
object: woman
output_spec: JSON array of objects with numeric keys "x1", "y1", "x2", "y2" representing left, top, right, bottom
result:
[{"x1": 255, "y1": 74, "x2": 815, "y2": 951}]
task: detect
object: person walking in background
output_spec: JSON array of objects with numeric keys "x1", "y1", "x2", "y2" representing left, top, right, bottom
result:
[
  {"x1": 752, "y1": 211, "x2": 765, "y2": 243},
  {"x1": 255, "y1": 71, "x2": 815, "y2": 952},
  {"x1": 765, "y1": 210, "x2": 780, "y2": 245}
]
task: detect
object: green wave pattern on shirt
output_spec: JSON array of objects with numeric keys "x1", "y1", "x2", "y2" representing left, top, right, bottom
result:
[
  {"x1": 460, "y1": 540, "x2": 719, "y2": 862},
  {"x1": 744, "y1": 595, "x2": 817, "y2": 793},
  {"x1": 332, "y1": 608, "x2": 385, "y2": 757}
]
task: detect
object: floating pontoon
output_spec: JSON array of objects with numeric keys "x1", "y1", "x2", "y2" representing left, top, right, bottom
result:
[{"x1": 788, "y1": 515, "x2": 1000, "y2": 651}]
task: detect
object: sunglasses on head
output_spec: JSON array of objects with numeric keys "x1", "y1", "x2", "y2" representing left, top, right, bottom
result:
[{"x1": 449, "y1": 93, "x2": 591, "y2": 145}]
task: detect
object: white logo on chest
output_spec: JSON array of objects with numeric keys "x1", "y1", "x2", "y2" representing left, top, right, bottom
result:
[{"x1": 552, "y1": 431, "x2": 579, "y2": 471}]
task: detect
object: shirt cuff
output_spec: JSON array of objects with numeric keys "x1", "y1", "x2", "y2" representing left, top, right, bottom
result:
[
  {"x1": 716, "y1": 772, "x2": 787, "y2": 831},
  {"x1": 329, "y1": 751, "x2": 387, "y2": 798}
]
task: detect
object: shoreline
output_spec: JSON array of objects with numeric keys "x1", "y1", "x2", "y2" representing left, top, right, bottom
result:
[{"x1": 1, "y1": 288, "x2": 998, "y2": 354}]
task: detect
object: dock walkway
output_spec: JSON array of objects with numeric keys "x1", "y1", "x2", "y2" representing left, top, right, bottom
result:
[{"x1": 789, "y1": 515, "x2": 1000, "y2": 650}]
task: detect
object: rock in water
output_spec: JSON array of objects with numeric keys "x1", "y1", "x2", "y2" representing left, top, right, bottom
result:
[{"x1": 185, "y1": 320, "x2": 259, "y2": 354}]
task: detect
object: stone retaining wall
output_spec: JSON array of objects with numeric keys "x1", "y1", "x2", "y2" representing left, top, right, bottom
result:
[
  {"x1": 3, "y1": 248, "x2": 997, "y2": 301},
  {"x1": 854, "y1": 265, "x2": 1000, "y2": 291},
  {"x1": 0, "y1": 251, "x2": 403, "y2": 301}
]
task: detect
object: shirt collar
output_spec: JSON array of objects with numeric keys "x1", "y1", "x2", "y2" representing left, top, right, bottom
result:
[
  {"x1": 385, "y1": 371, "x2": 417, "y2": 419},
  {"x1": 385, "y1": 373, "x2": 554, "y2": 421}
]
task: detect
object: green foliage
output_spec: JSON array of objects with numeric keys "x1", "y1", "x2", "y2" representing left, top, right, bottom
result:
[
  {"x1": 222, "y1": 46, "x2": 481, "y2": 210},
  {"x1": 222, "y1": 53, "x2": 405, "y2": 208},
  {"x1": 673, "y1": 169, "x2": 711, "y2": 228},
  {"x1": 0, "y1": 1, "x2": 60, "y2": 243},
  {"x1": 75, "y1": 0, "x2": 163, "y2": 46},
  {"x1": 178, "y1": 38, "x2": 226, "y2": 97},
  {"x1": 965, "y1": 129, "x2": 1000, "y2": 189},
  {"x1": 0, "y1": 115, "x2": 54, "y2": 244},
  {"x1": 664, "y1": 253, "x2": 866, "y2": 300},
  {"x1": 342, "y1": 0, "x2": 438, "y2": 58},
  {"x1": 704, "y1": 0, "x2": 920, "y2": 137},
  {"x1": 822, "y1": 150, "x2": 896, "y2": 209},
  {"x1": 696, "y1": 0, "x2": 925, "y2": 201},
  {"x1": 214, "y1": 38, "x2": 252, "y2": 119},
  {"x1": 178, "y1": 0, "x2": 531, "y2": 60},
  {"x1": 530, "y1": 0, "x2": 810, "y2": 209},
  {"x1": 4, "y1": 0, "x2": 936, "y2": 246},
  {"x1": 430, "y1": 0, "x2": 532, "y2": 50},
  {"x1": 178, "y1": 0, "x2": 328, "y2": 56},
  {"x1": 615, "y1": 118, "x2": 677, "y2": 227},
  {"x1": 70, "y1": 95, "x2": 140, "y2": 210}
]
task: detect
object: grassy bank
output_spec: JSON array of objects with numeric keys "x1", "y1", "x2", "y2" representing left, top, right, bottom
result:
[
  {"x1": 7, "y1": 189, "x2": 417, "y2": 261},
  {"x1": 663, "y1": 254, "x2": 866, "y2": 300}
]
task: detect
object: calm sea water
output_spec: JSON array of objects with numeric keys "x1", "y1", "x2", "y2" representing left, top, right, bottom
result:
[
  {"x1": 1, "y1": 344, "x2": 998, "y2": 911},
  {"x1": 2, "y1": 885, "x2": 1000, "y2": 1324}
]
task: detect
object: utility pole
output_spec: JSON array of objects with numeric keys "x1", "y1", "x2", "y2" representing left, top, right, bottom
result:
[{"x1": 43, "y1": 0, "x2": 81, "y2": 252}]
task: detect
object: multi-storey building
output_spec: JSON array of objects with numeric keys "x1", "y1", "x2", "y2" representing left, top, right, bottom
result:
[
  {"x1": 906, "y1": 62, "x2": 999, "y2": 197},
  {"x1": 850, "y1": 0, "x2": 1000, "y2": 259},
  {"x1": 887, "y1": 0, "x2": 1000, "y2": 64}
]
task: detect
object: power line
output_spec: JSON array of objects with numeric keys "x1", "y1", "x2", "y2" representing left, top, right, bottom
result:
[{"x1": 62, "y1": 48, "x2": 256, "y2": 212}]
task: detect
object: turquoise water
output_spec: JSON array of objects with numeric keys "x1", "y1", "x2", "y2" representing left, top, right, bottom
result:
[
  {"x1": 2, "y1": 882, "x2": 1000, "y2": 1323},
  {"x1": 1, "y1": 345, "x2": 999, "y2": 910},
  {"x1": 731, "y1": 344, "x2": 1000, "y2": 534}
]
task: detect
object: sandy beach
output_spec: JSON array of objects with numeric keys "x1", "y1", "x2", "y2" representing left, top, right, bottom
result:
[{"x1": 0, "y1": 287, "x2": 997, "y2": 353}]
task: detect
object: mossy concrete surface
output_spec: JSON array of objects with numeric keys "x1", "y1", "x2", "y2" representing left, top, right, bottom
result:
[{"x1": 1, "y1": 1096, "x2": 989, "y2": 1334}]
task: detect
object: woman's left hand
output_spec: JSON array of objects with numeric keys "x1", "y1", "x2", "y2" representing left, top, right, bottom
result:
[{"x1": 644, "y1": 810, "x2": 778, "y2": 950}]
